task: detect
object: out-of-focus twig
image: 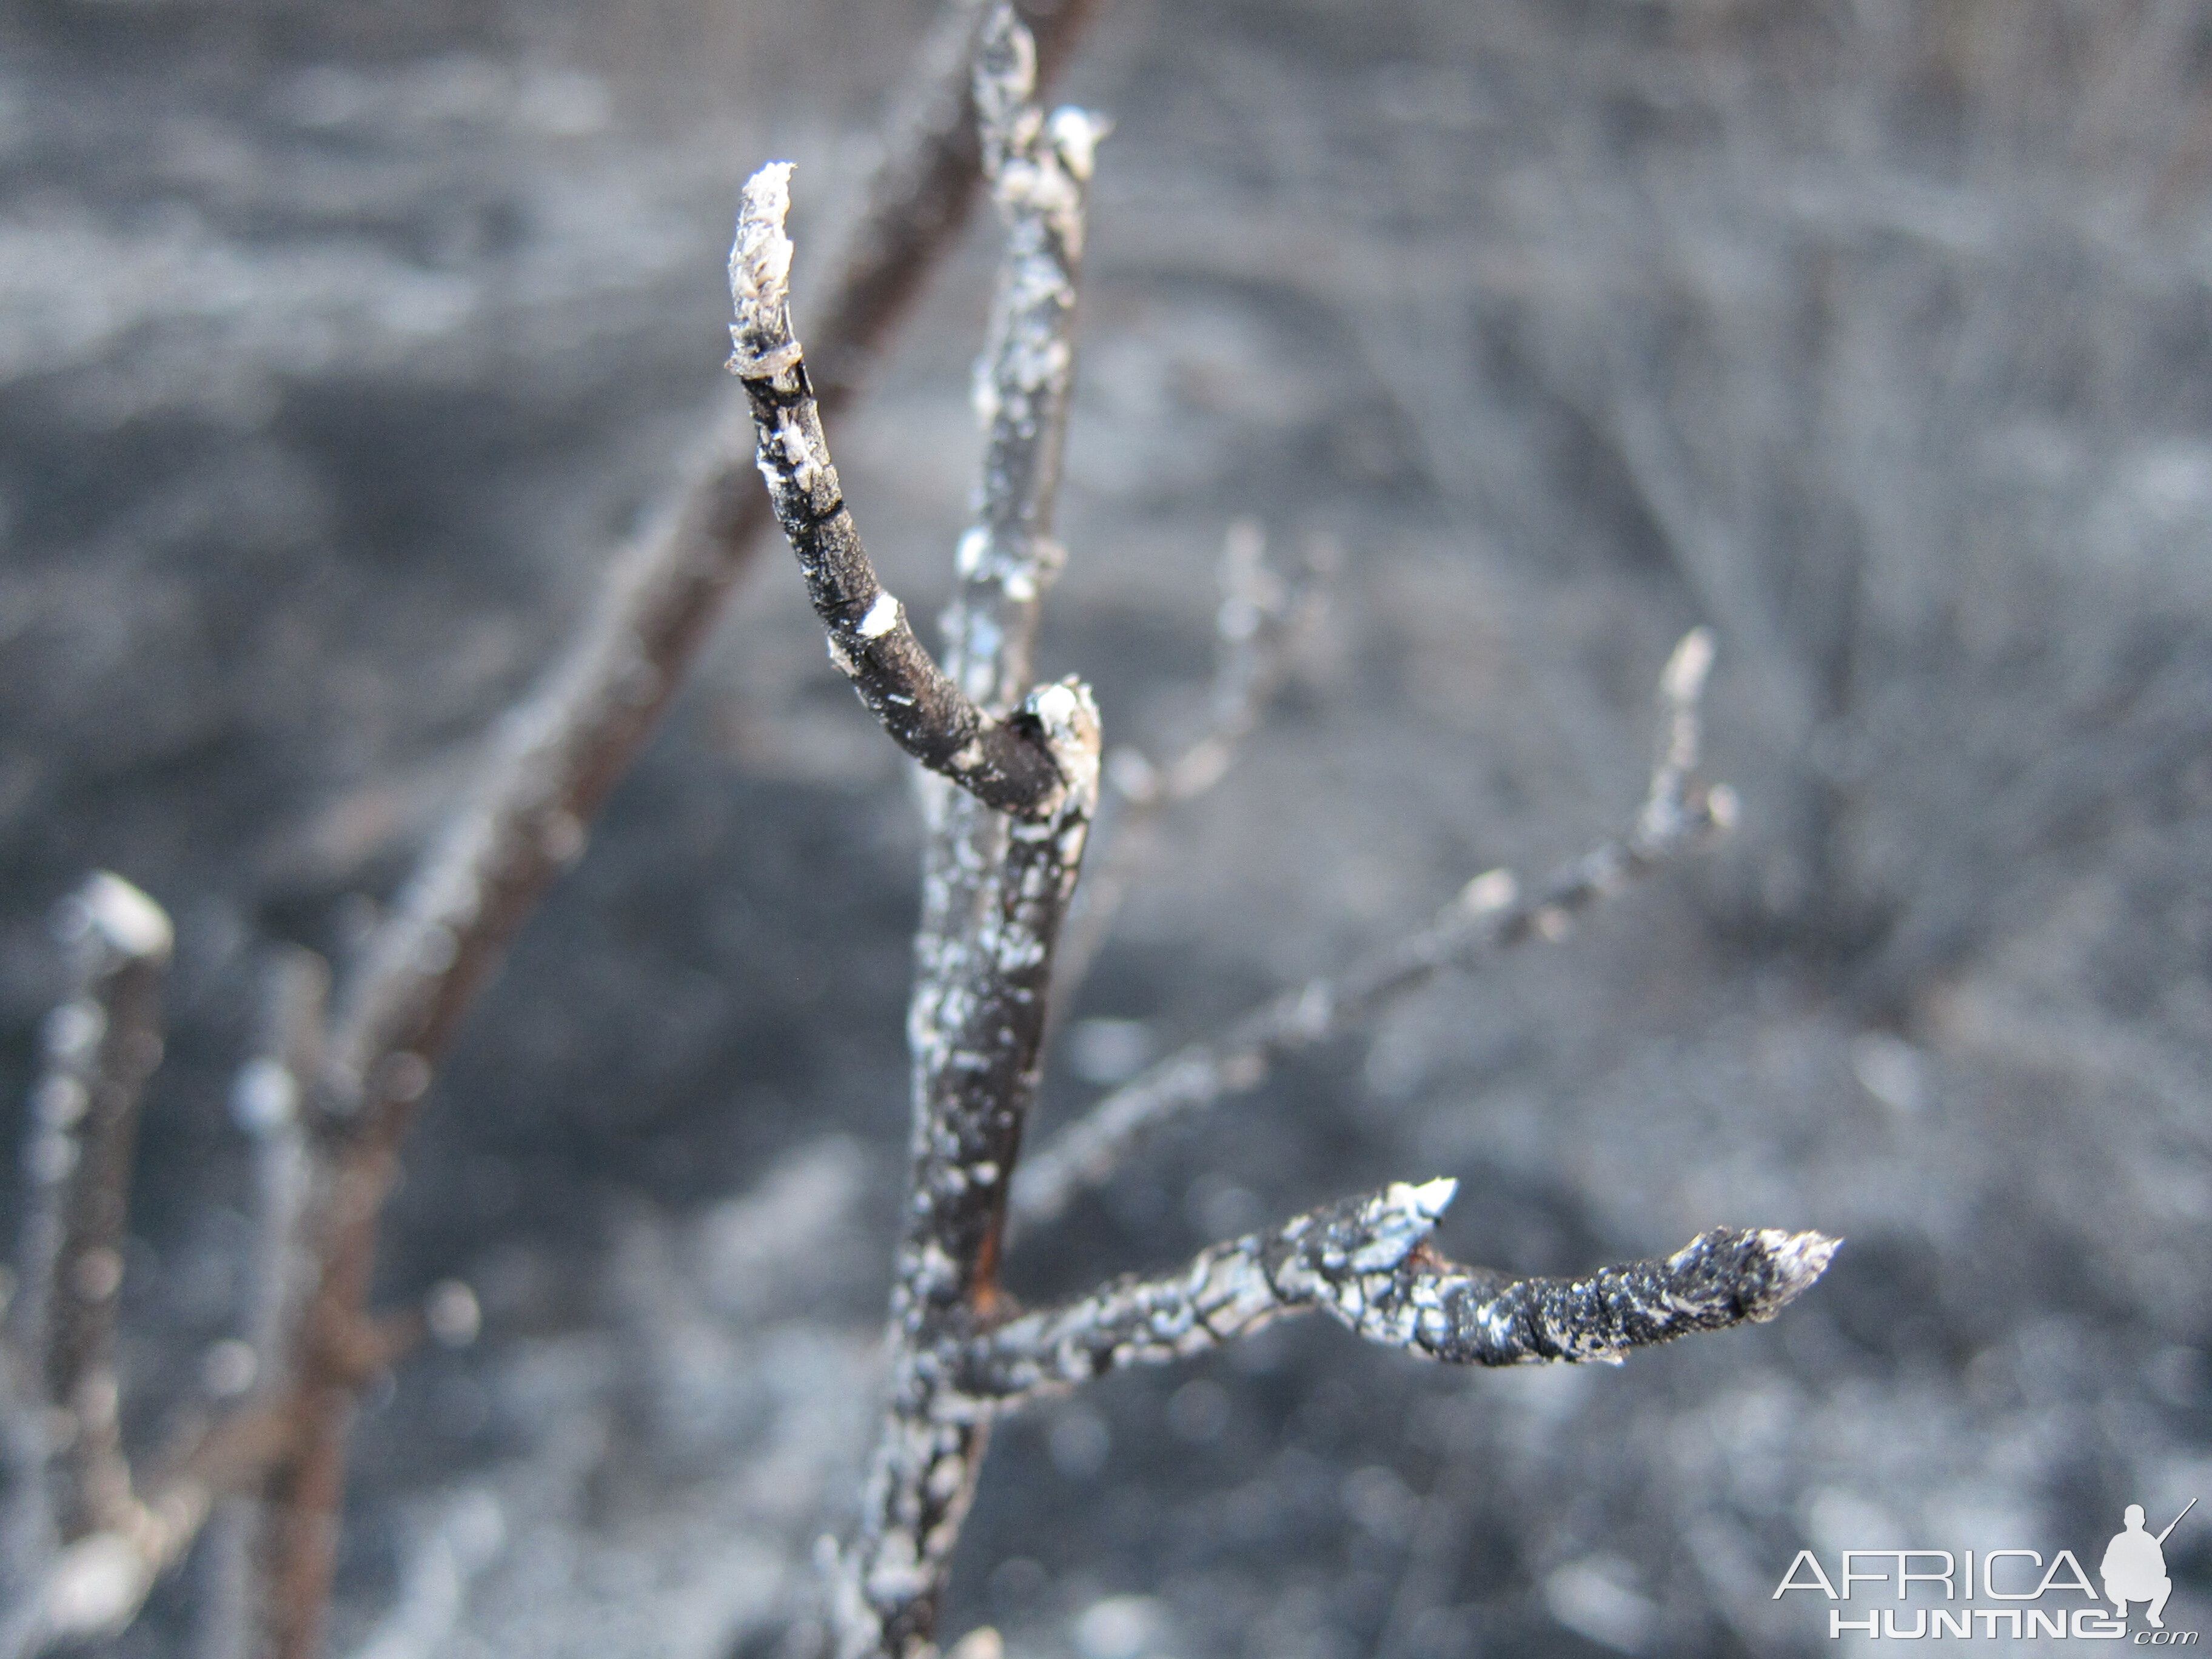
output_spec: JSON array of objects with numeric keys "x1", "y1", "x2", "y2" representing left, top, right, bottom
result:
[
  {"x1": 1012, "y1": 628, "x2": 1735, "y2": 1228},
  {"x1": 12, "y1": 875, "x2": 172, "y2": 1539},
  {"x1": 1, "y1": 875, "x2": 170, "y2": 1655},
  {"x1": 196, "y1": 948, "x2": 327, "y2": 1659},
  {"x1": 1051, "y1": 518, "x2": 1326, "y2": 1008}
]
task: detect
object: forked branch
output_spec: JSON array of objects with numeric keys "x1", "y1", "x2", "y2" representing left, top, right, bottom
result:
[
  {"x1": 809, "y1": 11, "x2": 1110, "y2": 1654},
  {"x1": 6, "y1": 4, "x2": 1114, "y2": 1654}
]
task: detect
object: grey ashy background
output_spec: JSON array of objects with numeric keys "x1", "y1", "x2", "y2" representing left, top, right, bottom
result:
[{"x1": 2, "y1": 0, "x2": 2210, "y2": 1655}]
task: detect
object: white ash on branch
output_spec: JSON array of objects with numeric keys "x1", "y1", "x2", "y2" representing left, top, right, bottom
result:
[
  {"x1": 952, "y1": 1182, "x2": 1840, "y2": 1401},
  {"x1": 728, "y1": 163, "x2": 1071, "y2": 822},
  {"x1": 1, "y1": 876, "x2": 173, "y2": 1656},
  {"x1": 823, "y1": 11, "x2": 1110, "y2": 1654},
  {"x1": 10, "y1": 875, "x2": 171, "y2": 1542},
  {"x1": 1013, "y1": 627, "x2": 1738, "y2": 1228}
]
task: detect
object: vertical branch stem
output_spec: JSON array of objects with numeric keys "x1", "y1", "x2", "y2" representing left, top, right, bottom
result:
[
  {"x1": 12, "y1": 874, "x2": 172, "y2": 1543},
  {"x1": 836, "y1": 11, "x2": 1104, "y2": 1654},
  {"x1": 199, "y1": 948, "x2": 327, "y2": 1659}
]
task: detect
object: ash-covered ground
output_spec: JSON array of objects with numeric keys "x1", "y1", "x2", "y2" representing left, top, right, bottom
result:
[{"x1": 2, "y1": 1, "x2": 2210, "y2": 1655}]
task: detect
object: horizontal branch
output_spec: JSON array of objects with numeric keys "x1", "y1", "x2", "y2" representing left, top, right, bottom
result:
[
  {"x1": 1013, "y1": 629, "x2": 1736, "y2": 1227},
  {"x1": 953, "y1": 1181, "x2": 1837, "y2": 1403},
  {"x1": 729, "y1": 164, "x2": 1068, "y2": 822}
]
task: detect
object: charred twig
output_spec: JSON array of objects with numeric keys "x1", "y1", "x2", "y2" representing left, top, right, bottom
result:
[
  {"x1": 728, "y1": 164, "x2": 1068, "y2": 820},
  {"x1": 11, "y1": 875, "x2": 172, "y2": 1541},
  {"x1": 1012, "y1": 629, "x2": 1736, "y2": 1228},
  {"x1": 24, "y1": 951, "x2": 329, "y2": 1658},
  {"x1": 817, "y1": 15, "x2": 1107, "y2": 1654},
  {"x1": 1053, "y1": 518, "x2": 1324, "y2": 1007},
  {"x1": 196, "y1": 948, "x2": 327, "y2": 1659},
  {"x1": 336, "y1": 1488, "x2": 505, "y2": 1659},
  {"x1": 1, "y1": 876, "x2": 169, "y2": 1655},
  {"x1": 954, "y1": 1182, "x2": 1838, "y2": 1401},
  {"x1": 803, "y1": 0, "x2": 1105, "y2": 408},
  {"x1": 30, "y1": 1392, "x2": 305, "y2": 1653}
]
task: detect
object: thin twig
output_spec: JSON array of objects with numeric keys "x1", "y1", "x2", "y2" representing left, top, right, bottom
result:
[
  {"x1": 952, "y1": 1182, "x2": 1838, "y2": 1403},
  {"x1": 0, "y1": 876, "x2": 169, "y2": 1654},
  {"x1": 728, "y1": 163, "x2": 1068, "y2": 820},
  {"x1": 1012, "y1": 628, "x2": 1737, "y2": 1229},
  {"x1": 198, "y1": 948, "x2": 327, "y2": 1659},
  {"x1": 12, "y1": 875, "x2": 172, "y2": 1540},
  {"x1": 23, "y1": 950, "x2": 327, "y2": 1659},
  {"x1": 30, "y1": 1396, "x2": 303, "y2": 1654},
  {"x1": 821, "y1": 14, "x2": 1105, "y2": 1654},
  {"x1": 1052, "y1": 518, "x2": 1324, "y2": 1007}
]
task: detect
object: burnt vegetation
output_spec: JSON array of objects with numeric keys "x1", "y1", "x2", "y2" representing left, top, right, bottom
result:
[{"x1": 2, "y1": 0, "x2": 2208, "y2": 1656}]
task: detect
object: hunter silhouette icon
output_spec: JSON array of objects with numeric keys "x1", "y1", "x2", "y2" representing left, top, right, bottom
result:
[{"x1": 2103, "y1": 1499, "x2": 2194, "y2": 1627}]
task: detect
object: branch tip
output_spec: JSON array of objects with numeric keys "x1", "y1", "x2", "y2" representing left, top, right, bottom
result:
[
  {"x1": 1457, "y1": 868, "x2": 1518, "y2": 916},
  {"x1": 55, "y1": 874, "x2": 172, "y2": 965},
  {"x1": 1738, "y1": 1227, "x2": 1842, "y2": 1318},
  {"x1": 728, "y1": 163, "x2": 799, "y2": 378},
  {"x1": 1661, "y1": 625, "x2": 1717, "y2": 709}
]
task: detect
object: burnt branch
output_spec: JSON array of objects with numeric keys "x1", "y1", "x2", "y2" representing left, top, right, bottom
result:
[
  {"x1": 831, "y1": 13, "x2": 1106, "y2": 1654},
  {"x1": 196, "y1": 948, "x2": 327, "y2": 1659},
  {"x1": 13, "y1": 953, "x2": 328, "y2": 1657},
  {"x1": 803, "y1": 0, "x2": 1105, "y2": 407},
  {"x1": 317, "y1": 0, "x2": 1105, "y2": 1139},
  {"x1": 954, "y1": 1182, "x2": 1838, "y2": 1402},
  {"x1": 837, "y1": 681, "x2": 1099, "y2": 1659},
  {"x1": 1013, "y1": 628, "x2": 1737, "y2": 1228},
  {"x1": 10, "y1": 875, "x2": 172, "y2": 1542},
  {"x1": 728, "y1": 164, "x2": 1070, "y2": 821},
  {"x1": 1053, "y1": 519, "x2": 1325, "y2": 1007},
  {"x1": 0, "y1": 876, "x2": 170, "y2": 1654}
]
